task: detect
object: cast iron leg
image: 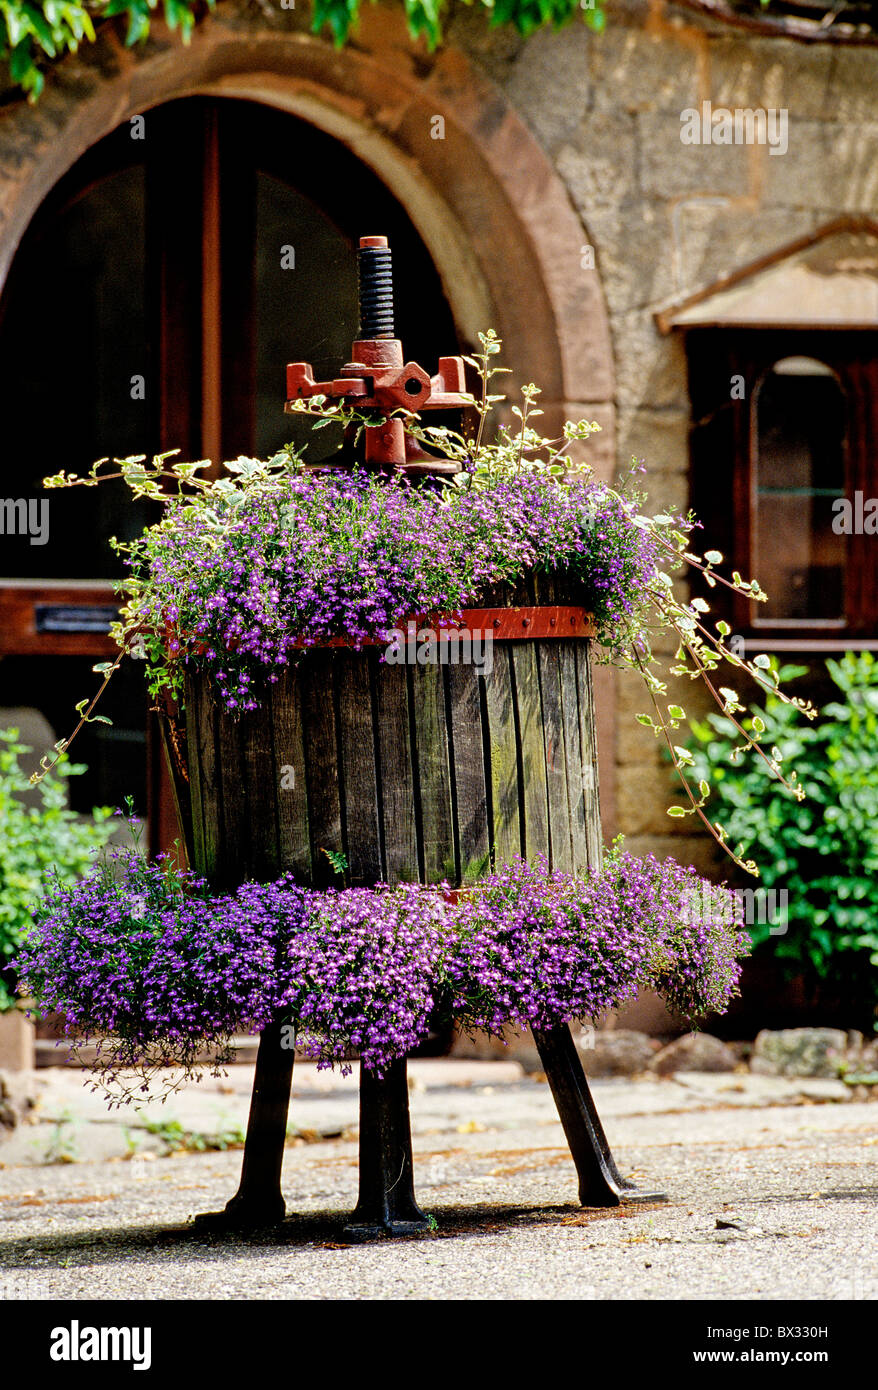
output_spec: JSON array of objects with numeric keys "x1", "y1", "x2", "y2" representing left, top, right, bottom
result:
[
  {"x1": 532, "y1": 1023, "x2": 666, "y2": 1207},
  {"x1": 344, "y1": 1056, "x2": 431, "y2": 1237},
  {"x1": 194, "y1": 1017, "x2": 294, "y2": 1229}
]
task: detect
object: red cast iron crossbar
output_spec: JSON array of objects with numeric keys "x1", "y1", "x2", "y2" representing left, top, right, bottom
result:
[
  {"x1": 292, "y1": 606, "x2": 597, "y2": 646},
  {"x1": 163, "y1": 606, "x2": 596, "y2": 655}
]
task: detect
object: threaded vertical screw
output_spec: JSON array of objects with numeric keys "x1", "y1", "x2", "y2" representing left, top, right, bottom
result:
[{"x1": 357, "y1": 235, "x2": 395, "y2": 339}]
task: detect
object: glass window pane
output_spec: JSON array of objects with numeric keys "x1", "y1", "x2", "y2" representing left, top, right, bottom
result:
[
  {"x1": 0, "y1": 166, "x2": 154, "y2": 579},
  {"x1": 753, "y1": 357, "x2": 846, "y2": 623},
  {"x1": 254, "y1": 173, "x2": 357, "y2": 462}
]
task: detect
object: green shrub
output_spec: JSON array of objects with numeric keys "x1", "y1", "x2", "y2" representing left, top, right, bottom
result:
[
  {"x1": 0, "y1": 728, "x2": 116, "y2": 1010},
  {"x1": 686, "y1": 653, "x2": 878, "y2": 1015}
]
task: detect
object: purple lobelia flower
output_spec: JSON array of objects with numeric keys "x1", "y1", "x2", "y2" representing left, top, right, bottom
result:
[
  {"x1": 16, "y1": 841, "x2": 747, "y2": 1104},
  {"x1": 127, "y1": 468, "x2": 662, "y2": 713}
]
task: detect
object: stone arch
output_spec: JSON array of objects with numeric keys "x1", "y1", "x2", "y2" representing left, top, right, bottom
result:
[{"x1": 0, "y1": 8, "x2": 614, "y2": 443}]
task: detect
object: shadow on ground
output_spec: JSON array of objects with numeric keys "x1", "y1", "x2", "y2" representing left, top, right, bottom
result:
[{"x1": 0, "y1": 1199, "x2": 674, "y2": 1268}]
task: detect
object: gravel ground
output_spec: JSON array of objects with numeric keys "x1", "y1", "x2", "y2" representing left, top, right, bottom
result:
[{"x1": 0, "y1": 1062, "x2": 875, "y2": 1301}]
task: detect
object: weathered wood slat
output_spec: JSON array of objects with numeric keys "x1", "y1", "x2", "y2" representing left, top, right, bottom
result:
[
  {"x1": 447, "y1": 664, "x2": 490, "y2": 884},
  {"x1": 270, "y1": 666, "x2": 312, "y2": 882},
  {"x1": 576, "y1": 643, "x2": 603, "y2": 872},
  {"x1": 482, "y1": 644, "x2": 521, "y2": 867},
  {"x1": 186, "y1": 675, "x2": 225, "y2": 886},
  {"x1": 156, "y1": 705, "x2": 194, "y2": 867},
  {"x1": 536, "y1": 642, "x2": 574, "y2": 873},
  {"x1": 336, "y1": 650, "x2": 383, "y2": 886},
  {"x1": 215, "y1": 700, "x2": 247, "y2": 889},
  {"x1": 237, "y1": 700, "x2": 279, "y2": 882},
  {"x1": 374, "y1": 658, "x2": 418, "y2": 885},
  {"x1": 183, "y1": 676, "x2": 206, "y2": 873},
  {"x1": 558, "y1": 641, "x2": 590, "y2": 876},
  {"x1": 409, "y1": 661, "x2": 455, "y2": 883},
  {"x1": 511, "y1": 642, "x2": 550, "y2": 861},
  {"x1": 301, "y1": 651, "x2": 343, "y2": 889}
]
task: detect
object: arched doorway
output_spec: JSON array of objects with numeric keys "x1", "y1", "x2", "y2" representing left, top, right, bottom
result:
[{"x1": 0, "y1": 96, "x2": 457, "y2": 850}]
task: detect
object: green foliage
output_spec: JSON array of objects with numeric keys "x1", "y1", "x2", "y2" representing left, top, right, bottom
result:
[
  {"x1": 0, "y1": 728, "x2": 116, "y2": 1010},
  {"x1": 41, "y1": 1107, "x2": 79, "y2": 1163},
  {"x1": 0, "y1": 0, "x2": 94, "y2": 100},
  {"x1": 139, "y1": 1115, "x2": 246, "y2": 1154},
  {"x1": 320, "y1": 847, "x2": 349, "y2": 880},
  {"x1": 1, "y1": 0, "x2": 603, "y2": 103},
  {"x1": 0, "y1": 0, "x2": 214, "y2": 102},
  {"x1": 686, "y1": 653, "x2": 878, "y2": 1011}
]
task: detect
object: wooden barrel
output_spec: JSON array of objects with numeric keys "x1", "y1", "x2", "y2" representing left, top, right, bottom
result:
[
  {"x1": 171, "y1": 575, "x2": 603, "y2": 892},
  {"x1": 158, "y1": 574, "x2": 654, "y2": 1228}
]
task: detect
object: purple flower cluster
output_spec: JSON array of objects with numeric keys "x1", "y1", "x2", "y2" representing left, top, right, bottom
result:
[
  {"x1": 15, "y1": 855, "x2": 312, "y2": 1093},
  {"x1": 129, "y1": 470, "x2": 660, "y2": 711},
  {"x1": 278, "y1": 885, "x2": 447, "y2": 1075},
  {"x1": 447, "y1": 858, "x2": 649, "y2": 1035},
  {"x1": 17, "y1": 847, "x2": 747, "y2": 1102},
  {"x1": 600, "y1": 850, "x2": 749, "y2": 1020},
  {"x1": 447, "y1": 851, "x2": 747, "y2": 1037}
]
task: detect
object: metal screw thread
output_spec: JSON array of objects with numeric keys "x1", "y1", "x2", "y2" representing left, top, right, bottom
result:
[{"x1": 357, "y1": 243, "x2": 395, "y2": 339}]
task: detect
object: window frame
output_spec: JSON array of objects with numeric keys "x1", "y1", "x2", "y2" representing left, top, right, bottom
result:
[{"x1": 686, "y1": 326, "x2": 878, "y2": 651}]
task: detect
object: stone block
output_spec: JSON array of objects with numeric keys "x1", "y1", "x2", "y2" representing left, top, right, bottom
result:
[
  {"x1": 446, "y1": 7, "x2": 526, "y2": 85},
  {"x1": 616, "y1": 764, "x2": 691, "y2": 837},
  {"x1": 624, "y1": 833, "x2": 724, "y2": 879},
  {"x1": 578, "y1": 1028, "x2": 658, "y2": 1077},
  {"x1": 556, "y1": 114, "x2": 638, "y2": 216},
  {"x1": 751, "y1": 1027, "x2": 849, "y2": 1079},
  {"x1": 589, "y1": 22, "x2": 700, "y2": 117},
  {"x1": 617, "y1": 407, "x2": 690, "y2": 476},
  {"x1": 617, "y1": 713, "x2": 664, "y2": 768},
  {"x1": 671, "y1": 204, "x2": 818, "y2": 299},
  {"x1": 450, "y1": 1024, "x2": 542, "y2": 1073},
  {"x1": 611, "y1": 311, "x2": 690, "y2": 411},
  {"x1": 0, "y1": 1068, "x2": 38, "y2": 1132},
  {"x1": 855, "y1": 1038, "x2": 878, "y2": 1072},
  {"x1": 636, "y1": 466, "x2": 689, "y2": 517},
  {"x1": 611, "y1": 988, "x2": 684, "y2": 1037},
  {"x1": 762, "y1": 120, "x2": 878, "y2": 213},
  {"x1": 637, "y1": 113, "x2": 751, "y2": 200},
  {"x1": 822, "y1": 48, "x2": 878, "y2": 124},
  {"x1": 502, "y1": 27, "x2": 591, "y2": 155},
  {"x1": 0, "y1": 1010, "x2": 35, "y2": 1072},
  {"x1": 585, "y1": 200, "x2": 678, "y2": 315},
  {"x1": 708, "y1": 36, "x2": 833, "y2": 122},
  {"x1": 650, "y1": 1031, "x2": 738, "y2": 1075}
]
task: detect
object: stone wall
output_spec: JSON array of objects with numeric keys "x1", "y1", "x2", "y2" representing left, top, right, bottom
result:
[{"x1": 451, "y1": 0, "x2": 877, "y2": 868}]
